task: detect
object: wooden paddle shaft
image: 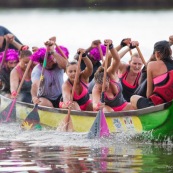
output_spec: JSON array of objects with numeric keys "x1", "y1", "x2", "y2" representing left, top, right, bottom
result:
[
  {"x1": 98, "y1": 44, "x2": 103, "y2": 62},
  {"x1": 71, "y1": 53, "x2": 83, "y2": 98},
  {"x1": 136, "y1": 46, "x2": 147, "y2": 66},
  {"x1": 55, "y1": 44, "x2": 67, "y2": 59},
  {"x1": 65, "y1": 53, "x2": 83, "y2": 131},
  {"x1": 36, "y1": 48, "x2": 49, "y2": 98},
  {"x1": 102, "y1": 45, "x2": 109, "y2": 93}
]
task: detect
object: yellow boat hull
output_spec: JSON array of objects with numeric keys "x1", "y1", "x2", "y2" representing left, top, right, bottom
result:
[
  {"x1": 0, "y1": 95, "x2": 143, "y2": 133},
  {"x1": 1, "y1": 94, "x2": 173, "y2": 142}
]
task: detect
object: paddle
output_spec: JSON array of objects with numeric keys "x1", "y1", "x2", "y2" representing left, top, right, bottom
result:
[
  {"x1": 0, "y1": 40, "x2": 9, "y2": 71},
  {"x1": 57, "y1": 52, "x2": 83, "y2": 132},
  {"x1": 0, "y1": 59, "x2": 33, "y2": 123},
  {"x1": 49, "y1": 36, "x2": 67, "y2": 59},
  {"x1": 136, "y1": 46, "x2": 147, "y2": 66},
  {"x1": 21, "y1": 46, "x2": 50, "y2": 130},
  {"x1": 98, "y1": 44, "x2": 103, "y2": 62},
  {"x1": 55, "y1": 44, "x2": 67, "y2": 59},
  {"x1": 88, "y1": 45, "x2": 110, "y2": 139}
]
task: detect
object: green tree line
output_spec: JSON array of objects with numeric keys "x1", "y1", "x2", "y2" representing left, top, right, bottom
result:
[{"x1": 0, "y1": 0, "x2": 173, "y2": 8}]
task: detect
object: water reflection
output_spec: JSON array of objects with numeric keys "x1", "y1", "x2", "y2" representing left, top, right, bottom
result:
[
  {"x1": 1, "y1": 138, "x2": 173, "y2": 172},
  {"x1": 0, "y1": 123, "x2": 173, "y2": 172}
]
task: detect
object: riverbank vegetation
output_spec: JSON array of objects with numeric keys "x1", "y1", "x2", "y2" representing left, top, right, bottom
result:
[{"x1": 0, "y1": 0, "x2": 173, "y2": 9}]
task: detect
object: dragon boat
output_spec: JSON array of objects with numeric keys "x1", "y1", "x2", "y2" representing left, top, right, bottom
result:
[{"x1": 0, "y1": 94, "x2": 173, "y2": 141}]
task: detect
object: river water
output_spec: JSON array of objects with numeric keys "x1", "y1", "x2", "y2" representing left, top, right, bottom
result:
[{"x1": 1, "y1": 8, "x2": 173, "y2": 172}]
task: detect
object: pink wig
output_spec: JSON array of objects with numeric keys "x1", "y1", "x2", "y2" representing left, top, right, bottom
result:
[
  {"x1": 89, "y1": 44, "x2": 106, "y2": 61},
  {"x1": 0, "y1": 49, "x2": 19, "y2": 63},
  {"x1": 31, "y1": 45, "x2": 69, "y2": 62},
  {"x1": 30, "y1": 47, "x2": 46, "y2": 62},
  {"x1": 55, "y1": 45, "x2": 69, "y2": 59}
]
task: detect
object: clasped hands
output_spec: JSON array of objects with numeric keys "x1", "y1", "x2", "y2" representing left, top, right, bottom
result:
[
  {"x1": 94, "y1": 101, "x2": 105, "y2": 111},
  {"x1": 62, "y1": 100, "x2": 74, "y2": 109},
  {"x1": 120, "y1": 38, "x2": 139, "y2": 49}
]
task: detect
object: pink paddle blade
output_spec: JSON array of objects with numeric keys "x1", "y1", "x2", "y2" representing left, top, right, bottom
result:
[
  {"x1": 88, "y1": 110, "x2": 110, "y2": 139},
  {"x1": 100, "y1": 110, "x2": 110, "y2": 137}
]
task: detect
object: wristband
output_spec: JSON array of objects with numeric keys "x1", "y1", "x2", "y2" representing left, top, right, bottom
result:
[
  {"x1": 109, "y1": 44, "x2": 114, "y2": 50},
  {"x1": 120, "y1": 39, "x2": 127, "y2": 47},
  {"x1": 11, "y1": 91, "x2": 17, "y2": 97},
  {"x1": 82, "y1": 53, "x2": 87, "y2": 57},
  {"x1": 20, "y1": 45, "x2": 29, "y2": 51},
  {"x1": 129, "y1": 43, "x2": 136, "y2": 49}
]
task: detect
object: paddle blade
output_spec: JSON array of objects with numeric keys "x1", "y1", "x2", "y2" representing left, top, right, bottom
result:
[
  {"x1": 88, "y1": 110, "x2": 110, "y2": 139},
  {"x1": 100, "y1": 110, "x2": 110, "y2": 137},
  {"x1": 21, "y1": 104, "x2": 42, "y2": 130},
  {"x1": 0, "y1": 100, "x2": 16, "y2": 123},
  {"x1": 57, "y1": 113, "x2": 74, "y2": 132}
]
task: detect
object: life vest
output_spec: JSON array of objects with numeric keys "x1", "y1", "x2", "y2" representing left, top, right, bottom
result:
[
  {"x1": 119, "y1": 66, "x2": 141, "y2": 102},
  {"x1": 104, "y1": 80, "x2": 127, "y2": 107},
  {"x1": 149, "y1": 70, "x2": 173, "y2": 105},
  {"x1": 66, "y1": 79, "x2": 90, "y2": 106}
]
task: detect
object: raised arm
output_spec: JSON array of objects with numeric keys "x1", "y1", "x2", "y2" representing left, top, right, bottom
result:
[
  {"x1": 146, "y1": 62, "x2": 154, "y2": 98},
  {"x1": 106, "y1": 38, "x2": 131, "y2": 72},
  {"x1": 78, "y1": 48, "x2": 93, "y2": 82},
  {"x1": 0, "y1": 36, "x2": 4, "y2": 49},
  {"x1": 115, "y1": 38, "x2": 131, "y2": 52},
  {"x1": 104, "y1": 39, "x2": 120, "y2": 77},
  {"x1": 45, "y1": 40, "x2": 68, "y2": 70},
  {"x1": 103, "y1": 39, "x2": 131, "y2": 70},
  {"x1": 61, "y1": 82, "x2": 73, "y2": 109},
  {"x1": 118, "y1": 41, "x2": 139, "y2": 73},
  {"x1": 31, "y1": 68, "x2": 41, "y2": 105},
  {"x1": 92, "y1": 84, "x2": 102, "y2": 111},
  {"x1": 119, "y1": 47, "x2": 131, "y2": 59},
  {"x1": 5, "y1": 34, "x2": 28, "y2": 51},
  {"x1": 10, "y1": 68, "x2": 20, "y2": 98},
  {"x1": 169, "y1": 35, "x2": 173, "y2": 46},
  {"x1": 74, "y1": 39, "x2": 102, "y2": 61}
]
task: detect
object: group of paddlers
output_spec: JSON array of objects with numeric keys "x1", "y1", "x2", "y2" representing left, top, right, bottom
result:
[{"x1": 1, "y1": 25, "x2": 173, "y2": 112}]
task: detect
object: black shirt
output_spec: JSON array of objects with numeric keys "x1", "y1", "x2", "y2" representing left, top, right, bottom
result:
[
  {"x1": 0, "y1": 26, "x2": 22, "y2": 52},
  {"x1": 80, "y1": 59, "x2": 101, "y2": 82}
]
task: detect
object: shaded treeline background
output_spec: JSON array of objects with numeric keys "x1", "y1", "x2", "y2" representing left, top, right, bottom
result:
[{"x1": 0, "y1": 0, "x2": 173, "y2": 9}]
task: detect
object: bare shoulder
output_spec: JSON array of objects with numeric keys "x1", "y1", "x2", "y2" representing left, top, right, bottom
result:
[
  {"x1": 10, "y1": 67, "x2": 18, "y2": 76},
  {"x1": 62, "y1": 80, "x2": 71, "y2": 91},
  {"x1": 119, "y1": 62, "x2": 128, "y2": 74},
  {"x1": 147, "y1": 60, "x2": 167, "y2": 77},
  {"x1": 62, "y1": 80, "x2": 68, "y2": 87},
  {"x1": 147, "y1": 61, "x2": 164, "y2": 70}
]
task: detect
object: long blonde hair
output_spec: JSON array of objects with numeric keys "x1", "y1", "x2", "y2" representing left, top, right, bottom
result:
[{"x1": 94, "y1": 66, "x2": 109, "y2": 84}]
